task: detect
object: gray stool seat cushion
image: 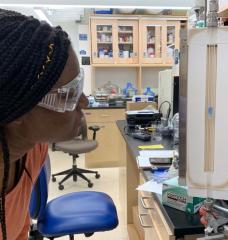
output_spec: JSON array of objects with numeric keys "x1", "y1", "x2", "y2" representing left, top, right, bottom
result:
[{"x1": 54, "y1": 139, "x2": 98, "y2": 155}]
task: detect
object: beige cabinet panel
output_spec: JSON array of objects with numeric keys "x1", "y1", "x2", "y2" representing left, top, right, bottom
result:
[
  {"x1": 84, "y1": 109, "x2": 126, "y2": 168},
  {"x1": 84, "y1": 109, "x2": 125, "y2": 123}
]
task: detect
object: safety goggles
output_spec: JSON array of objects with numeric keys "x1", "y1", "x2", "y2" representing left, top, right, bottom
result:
[{"x1": 38, "y1": 68, "x2": 84, "y2": 112}]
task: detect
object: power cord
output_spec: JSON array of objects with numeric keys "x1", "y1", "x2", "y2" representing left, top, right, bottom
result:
[{"x1": 159, "y1": 101, "x2": 172, "y2": 119}]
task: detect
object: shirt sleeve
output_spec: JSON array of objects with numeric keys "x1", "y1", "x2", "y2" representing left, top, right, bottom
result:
[{"x1": 26, "y1": 143, "x2": 49, "y2": 183}]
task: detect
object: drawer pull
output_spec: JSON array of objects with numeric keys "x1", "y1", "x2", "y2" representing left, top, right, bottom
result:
[
  {"x1": 85, "y1": 112, "x2": 92, "y2": 115},
  {"x1": 138, "y1": 213, "x2": 152, "y2": 228},
  {"x1": 100, "y1": 114, "x2": 110, "y2": 117},
  {"x1": 140, "y1": 197, "x2": 153, "y2": 209}
]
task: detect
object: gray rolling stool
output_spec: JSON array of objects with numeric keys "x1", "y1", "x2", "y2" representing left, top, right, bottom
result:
[{"x1": 52, "y1": 123, "x2": 101, "y2": 190}]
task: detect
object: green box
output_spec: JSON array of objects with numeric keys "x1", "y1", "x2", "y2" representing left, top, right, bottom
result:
[{"x1": 162, "y1": 177, "x2": 205, "y2": 214}]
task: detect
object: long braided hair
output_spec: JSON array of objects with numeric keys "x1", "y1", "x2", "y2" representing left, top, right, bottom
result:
[{"x1": 0, "y1": 9, "x2": 70, "y2": 239}]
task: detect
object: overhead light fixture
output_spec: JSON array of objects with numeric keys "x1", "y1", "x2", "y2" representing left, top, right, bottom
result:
[
  {"x1": 34, "y1": 8, "x2": 53, "y2": 26},
  {"x1": 0, "y1": 4, "x2": 192, "y2": 10}
]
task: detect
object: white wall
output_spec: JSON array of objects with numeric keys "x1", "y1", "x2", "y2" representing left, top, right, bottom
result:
[
  {"x1": 54, "y1": 21, "x2": 79, "y2": 55},
  {"x1": 54, "y1": 21, "x2": 92, "y2": 96},
  {"x1": 219, "y1": 0, "x2": 228, "y2": 11}
]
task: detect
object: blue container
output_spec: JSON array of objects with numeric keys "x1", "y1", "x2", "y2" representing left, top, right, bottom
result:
[
  {"x1": 123, "y1": 82, "x2": 137, "y2": 97},
  {"x1": 144, "y1": 87, "x2": 155, "y2": 97},
  {"x1": 94, "y1": 9, "x2": 113, "y2": 14}
]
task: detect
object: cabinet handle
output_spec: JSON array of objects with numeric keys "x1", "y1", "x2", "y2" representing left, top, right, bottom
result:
[
  {"x1": 93, "y1": 52, "x2": 97, "y2": 57},
  {"x1": 143, "y1": 52, "x2": 147, "y2": 57},
  {"x1": 138, "y1": 213, "x2": 152, "y2": 228},
  {"x1": 100, "y1": 114, "x2": 110, "y2": 117},
  {"x1": 140, "y1": 197, "x2": 153, "y2": 209},
  {"x1": 84, "y1": 112, "x2": 92, "y2": 115},
  {"x1": 134, "y1": 52, "x2": 138, "y2": 57}
]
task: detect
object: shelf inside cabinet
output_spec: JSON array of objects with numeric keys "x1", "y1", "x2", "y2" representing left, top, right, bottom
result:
[
  {"x1": 119, "y1": 42, "x2": 133, "y2": 44},
  {"x1": 97, "y1": 42, "x2": 113, "y2": 44},
  {"x1": 97, "y1": 31, "x2": 112, "y2": 33},
  {"x1": 118, "y1": 30, "x2": 133, "y2": 33}
]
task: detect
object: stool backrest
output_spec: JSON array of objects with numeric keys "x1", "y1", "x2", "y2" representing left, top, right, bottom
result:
[{"x1": 29, "y1": 155, "x2": 50, "y2": 220}]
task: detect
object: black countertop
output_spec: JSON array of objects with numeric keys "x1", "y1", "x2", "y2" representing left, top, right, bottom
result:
[
  {"x1": 86, "y1": 104, "x2": 126, "y2": 109},
  {"x1": 116, "y1": 120, "x2": 204, "y2": 238}
]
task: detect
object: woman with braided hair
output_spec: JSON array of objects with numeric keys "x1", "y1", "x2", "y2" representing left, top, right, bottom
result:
[{"x1": 0, "y1": 8, "x2": 88, "y2": 240}]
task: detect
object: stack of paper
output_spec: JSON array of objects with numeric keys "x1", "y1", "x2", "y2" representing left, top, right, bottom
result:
[
  {"x1": 136, "y1": 180, "x2": 163, "y2": 195},
  {"x1": 137, "y1": 150, "x2": 174, "y2": 169}
]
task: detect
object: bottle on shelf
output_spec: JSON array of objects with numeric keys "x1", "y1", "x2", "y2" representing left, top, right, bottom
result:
[
  {"x1": 123, "y1": 82, "x2": 137, "y2": 98},
  {"x1": 143, "y1": 87, "x2": 155, "y2": 98}
]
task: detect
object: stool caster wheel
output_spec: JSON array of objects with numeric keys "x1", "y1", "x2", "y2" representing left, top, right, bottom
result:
[
  {"x1": 52, "y1": 176, "x2": 56, "y2": 182},
  {"x1": 95, "y1": 173, "x2": 100, "y2": 179},
  {"x1": 59, "y1": 185, "x2": 64, "y2": 190},
  {"x1": 88, "y1": 182, "x2": 93, "y2": 188},
  {"x1": 73, "y1": 175, "x2": 77, "y2": 182}
]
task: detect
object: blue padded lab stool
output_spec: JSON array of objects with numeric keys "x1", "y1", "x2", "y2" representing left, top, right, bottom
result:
[{"x1": 29, "y1": 157, "x2": 118, "y2": 240}]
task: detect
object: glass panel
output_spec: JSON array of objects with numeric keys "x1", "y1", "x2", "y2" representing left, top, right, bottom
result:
[
  {"x1": 145, "y1": 26, "x2": 162, "y2": 58},
  {"x1": 166, "y1": 26, "x2": 176, "y2": 59},
  {"x1": 118, "y1": 25, "x2": 134, "y2": 59},
  {"x1": 96, "y1": 25, "x2": 113, "y2": 59}
]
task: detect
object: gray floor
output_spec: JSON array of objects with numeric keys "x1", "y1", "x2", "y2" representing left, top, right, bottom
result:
[{"x1": 46, "y1": 150, "x2": 128, "y2": 240}]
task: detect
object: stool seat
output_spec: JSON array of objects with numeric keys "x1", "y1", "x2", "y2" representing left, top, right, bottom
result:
[
  {"x1": 37, "y1": 191, "x2": 118, "y2": 238},
  {"x1": 54, "y1": 139, "x2": 98, "y2": 155}
]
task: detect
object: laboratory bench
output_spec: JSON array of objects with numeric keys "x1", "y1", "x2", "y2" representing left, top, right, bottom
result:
[
  {"x1": 86, "y1": 104, "x2": 126, "y2": 109},
  {"x1": 116, "y1": 120, "x2": 204, "y2": 240}
]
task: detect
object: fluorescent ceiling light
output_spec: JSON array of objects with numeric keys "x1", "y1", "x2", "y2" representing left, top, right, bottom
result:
[
  {"x1": 0, "y1": 4, "x2": 192, "y2": 10},
  {"x1": 34, "y1": 8, "x2": 53, "y2": 26}
]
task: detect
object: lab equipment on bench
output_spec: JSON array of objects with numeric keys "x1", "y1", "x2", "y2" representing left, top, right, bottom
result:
[{"x1": 125, "y1": 109, "x2": 161, "y2": 127}]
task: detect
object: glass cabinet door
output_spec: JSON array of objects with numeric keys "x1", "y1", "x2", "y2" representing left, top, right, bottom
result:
[
  {"x1": 116, "y1": 20, "x2": 138, "y2": 64},
  {"x1": 165, "y1": 21, "x2": 180, "y2": 64},
  {"x1": 141, "y1": 20, "x2": 165, "y2": 64},
  {"x1": 91, "y1": 20, "x2": 116, "y2": 64}
]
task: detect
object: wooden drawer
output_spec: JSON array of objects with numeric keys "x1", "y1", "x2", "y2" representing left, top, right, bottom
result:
[
  {"x1": 139, "y1": 173, "x2": 175, "y2": 240},
  {"x1": 145, "y1": 227, "x2": 160, "y2": 240},
  {"x1": 138, "y1": 190, "x2": 155, "y2": 215},
  {"x1": 84, "y1": 109, "x2": 125, "y2": 123},
  {"x1": 133, "y1": 206, "x2": 153, "y2": 240},
  {"x1": 148, "y1": 201, "x2": 175, "y2": 240}
]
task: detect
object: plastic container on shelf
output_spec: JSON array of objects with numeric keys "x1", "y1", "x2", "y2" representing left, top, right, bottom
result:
[
  {"x1": 94, "y1": 9, "x2": 113, "y2": 14},
  {"x1": 143, "y1": 87, "x2": 155, "y2": 98},
  {"x1": 103, "y1": 81, "x2": 120, "y2": 95},
  {"x1": 123, "y1": 82, "x2": 137, "y2": 97}
]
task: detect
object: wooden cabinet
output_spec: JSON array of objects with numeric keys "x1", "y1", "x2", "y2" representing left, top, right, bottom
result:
[
  {"x1": 140, "y1": 20, "x2": 180, "y2": 65},
  {"x1": 165, "y1": 21, "x2": 180, "y2": 65},
  {"x1": 91, "y1": 17, "x2": 181, "y2": 66},
  {"x1": 91, "y1": 19, "x2": 139, "y2": 64},
  {"x1": 91, "y1": 19, "x2": 116, "y2": 64},
  {"x1": 140, "y1": 20, "x2": 166, "y2": 64},
  {"x1": 84, "y1": 109, "x2": 126, "y2": 168},
  {"x1": 116, "y1": 20, "x2": 139, "y2": 64}
]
